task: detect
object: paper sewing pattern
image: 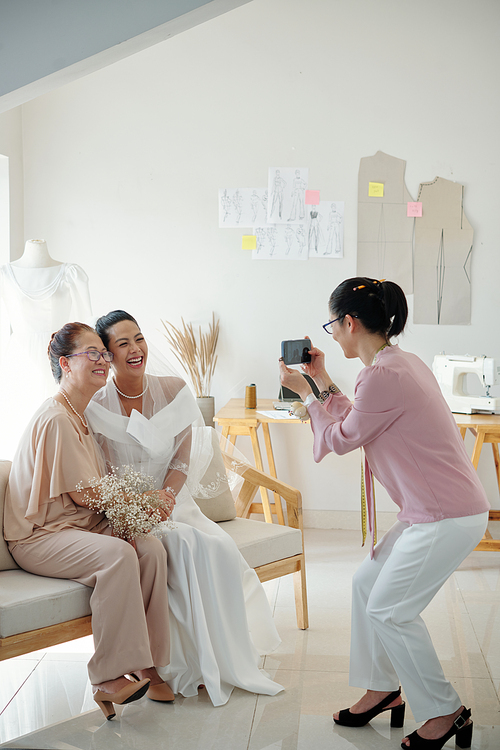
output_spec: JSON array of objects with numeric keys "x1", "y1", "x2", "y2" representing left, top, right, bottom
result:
[
  {"x1": 219, "y1": 188, "x2": 268, "y2": 227},
  {"x1": 306, "y1": 201, "x2": 344, "y2": 258},
  {"x1": 357, "y1": 151, "x2": 415, "y2": 293},
  {"x1": 413, "y1": 177, "x2": 473, "y2": 325},
  {"x1": 267, "y1": 167, "x2": 309, "y2": 224}
]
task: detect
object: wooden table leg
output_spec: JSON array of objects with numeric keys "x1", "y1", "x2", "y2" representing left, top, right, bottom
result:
[
  {"x1": 471, "y1": 429, "x2": 485, "y2": 469},
  {"x1": 469, "y1": 428, "x2": 500, "y2": 551},
  {"x1": 248, "y1": 425, "x2": 273, "y2": 523},
  {"x1": 492, "y1": 443, "x2": 500, "y2": 494},
  {"x1": 261, "y1": 423, "x2": 285, "y2": 525}
]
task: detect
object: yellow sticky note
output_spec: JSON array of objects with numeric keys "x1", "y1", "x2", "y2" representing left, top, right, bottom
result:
[
  {"x1": 368, "y1": 182, "x2": 384, "y2": 197},
  {"x1": 242, "y1": 235, "x2": 257, "y2": 250}
]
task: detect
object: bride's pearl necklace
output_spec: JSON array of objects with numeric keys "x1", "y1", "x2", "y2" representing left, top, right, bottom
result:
[
  {"x1": 59, "y1": 389, "x2": 88, "y2": 429},
  {"x1": 113, "y1": 376, "x2": 149, "y2": 399}
]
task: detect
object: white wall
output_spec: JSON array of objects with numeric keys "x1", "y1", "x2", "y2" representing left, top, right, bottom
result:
[
  {"x1": 12, "y1": 0, "x2": 500, "y2": 518},
  {"x1": 0, "y1": 106, "x2": 24, "y2": 260}
]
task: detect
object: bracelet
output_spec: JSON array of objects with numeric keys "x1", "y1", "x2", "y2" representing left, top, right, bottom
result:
[{"x1": 318, "y1": 384, "x2": 341, "y2": 404}]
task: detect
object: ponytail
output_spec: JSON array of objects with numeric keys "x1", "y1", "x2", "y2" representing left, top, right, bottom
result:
[{"x1": 328, "y1": 277, "x2": 407, "y2": 338}]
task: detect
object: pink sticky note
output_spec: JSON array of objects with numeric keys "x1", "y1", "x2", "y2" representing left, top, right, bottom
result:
[
  {"x1": 305, "y1": 190, "x2": 320, "y2": 205},
  {"x1": 407, "y1": 202, "x2": 422, "y2": 218}
]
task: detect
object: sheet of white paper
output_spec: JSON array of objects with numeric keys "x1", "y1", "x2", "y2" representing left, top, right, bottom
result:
[
  {"x1": 219, "y1": 187, "x2": 268, "y2": 228},
  {"x1": 306, "y1": 201, "x2": 344, "y2": 258},
  {"x1": 267, "y1": 167, "x2": 309, "y2": 224},
  {"x1": 251, "y1": 224, "x2": 308, "y2": 260},
  {"x1": 257, "y1": 410, "x2": 299, "y2": 419}
]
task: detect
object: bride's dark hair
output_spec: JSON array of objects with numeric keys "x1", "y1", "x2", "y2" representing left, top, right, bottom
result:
[{"x1": 95, "y1": 310, "x2": 139, "y2": 349}]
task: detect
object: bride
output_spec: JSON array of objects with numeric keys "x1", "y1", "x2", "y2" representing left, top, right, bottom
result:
[{"x1": 85, "y1": 310, "x2": 283, "y2": 707}]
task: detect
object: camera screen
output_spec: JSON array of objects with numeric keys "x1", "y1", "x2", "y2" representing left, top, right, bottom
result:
[{"x1": 282, "y1": 340, "x2": 311, "y2": 365}]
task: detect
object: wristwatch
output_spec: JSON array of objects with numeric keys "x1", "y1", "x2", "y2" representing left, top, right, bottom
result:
[{"x1": 318, "y1": 384, "x2": 341, "y2": 404}]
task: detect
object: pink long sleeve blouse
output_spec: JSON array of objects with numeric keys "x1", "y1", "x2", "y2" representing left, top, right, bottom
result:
[{"x1": 308, "y1": 345, "x2": 490, "y2": 525}]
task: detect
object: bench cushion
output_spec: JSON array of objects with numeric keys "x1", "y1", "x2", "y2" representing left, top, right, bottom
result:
[
  {"x1": 219, "y1": 517, "x2": 303, "y2": 568},
  {"x1": 0, "y1": 569, "x2": 91, "y2": 638},
  {"x1": 0, "y1": 462, "x2": 18, "y2": 572}
]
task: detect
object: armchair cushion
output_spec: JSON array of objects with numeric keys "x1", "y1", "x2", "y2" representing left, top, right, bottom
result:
[{"x1": 219, "y1": 517, "x2": 302, "y2": 568}]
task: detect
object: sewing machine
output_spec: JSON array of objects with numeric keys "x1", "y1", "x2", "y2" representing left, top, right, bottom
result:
[{"x1": 432, "y1": 355, "x2": 500, "y2": 414}]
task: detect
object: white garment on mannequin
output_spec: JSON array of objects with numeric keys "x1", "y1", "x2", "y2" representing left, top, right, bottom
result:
[
  {"x1": 0, "y1": 241, "x2": 92, "y2": 459},
  {"x1": 348, "y1": 512, "x2": 488, "y2": 722}
]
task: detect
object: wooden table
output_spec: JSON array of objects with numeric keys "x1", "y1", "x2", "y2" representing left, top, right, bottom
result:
[
  {"x1": 454, "y1": 414, "x2": 500, "y2": 551},
  {"x1": 214, "y1": 398, "x2": 308, "y2": 523}
]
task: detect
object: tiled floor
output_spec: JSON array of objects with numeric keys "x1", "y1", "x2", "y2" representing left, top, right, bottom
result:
[{"x1": 1, "y1": 528, "x2": 500, "y2": 749}]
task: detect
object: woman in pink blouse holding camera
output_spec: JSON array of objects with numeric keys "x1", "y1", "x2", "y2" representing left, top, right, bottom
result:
[{"x1": 280, "y1": 277, "x2": 489, "y2": 750}]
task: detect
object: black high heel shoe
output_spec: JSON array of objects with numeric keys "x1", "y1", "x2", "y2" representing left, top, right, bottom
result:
[
  {"x1": 401, "y1": 707, "x2": 473, "y2": 749},
  {"x1": 334, "y1": 688, "x2": 406, "y2": 728}
]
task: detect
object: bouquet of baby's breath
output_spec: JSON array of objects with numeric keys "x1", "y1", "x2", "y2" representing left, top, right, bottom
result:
[{"x1": 77, "y1": 466, "x2": 175, "y2": 541}]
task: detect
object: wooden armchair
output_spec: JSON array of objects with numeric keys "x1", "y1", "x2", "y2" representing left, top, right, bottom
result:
[{"x1": 219, "y1": 451, "x2": 308, "y2": 630}]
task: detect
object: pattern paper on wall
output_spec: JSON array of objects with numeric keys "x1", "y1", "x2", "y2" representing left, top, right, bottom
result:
[
  {"x1": 357, "y1": 151, "x2": 414, "y2": 293},
  {"x1": 413, "y1": 177, "x2": 473, "y2": 325}
]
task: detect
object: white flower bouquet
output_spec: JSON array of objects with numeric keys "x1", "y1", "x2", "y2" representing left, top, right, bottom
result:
[{"x1": 77, "y1": 465, "x2": 175, "y2": 541}]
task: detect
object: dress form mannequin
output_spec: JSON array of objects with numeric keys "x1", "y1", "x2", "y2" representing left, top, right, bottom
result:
[
  {"x1": 12, "y1": 239, "x2": 62, "y2": 268},
  {"x1": 0, "y1": 241, "x2": 92, "y2": 458}
]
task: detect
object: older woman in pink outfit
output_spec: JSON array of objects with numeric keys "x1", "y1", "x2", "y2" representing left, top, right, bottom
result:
[{"x1": 279, "y1": 277, "x2": 489, "y2": 750}]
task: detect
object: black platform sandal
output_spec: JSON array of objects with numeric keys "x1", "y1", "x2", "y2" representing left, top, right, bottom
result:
[
  {"x1": 334, "y1": 687, "x2": 406, "y2": 728},
  {"x1": 401, "y1": 707, "x2": 472, "y2": 749}
]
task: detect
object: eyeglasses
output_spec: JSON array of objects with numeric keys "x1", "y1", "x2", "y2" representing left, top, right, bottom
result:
[
  {"x1": 66, "y1": 350, "x2": 114, "y2": 362},
  {"x1": 322, "y1": 315, "x2": 359, "y2": 334}
]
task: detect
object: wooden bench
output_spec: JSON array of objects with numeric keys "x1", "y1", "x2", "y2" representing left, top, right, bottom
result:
[{"x1": 0, "y1": 449, "x2": 308, "y2": 661}]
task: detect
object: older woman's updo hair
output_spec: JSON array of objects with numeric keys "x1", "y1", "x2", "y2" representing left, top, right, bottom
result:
[
  {"x1": 329, "y1": 277, "x2": 408, "y2": 339},
  {"x1": 95, "y1": 310, "x2": 139, "y2": 349},
  {"x1": 48, "y1": 322, "x2": 95, "y2": 383}
]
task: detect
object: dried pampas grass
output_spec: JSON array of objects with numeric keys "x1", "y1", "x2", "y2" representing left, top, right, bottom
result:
[{"x1": 162, "y1": 313, "x2": 220, "y2": 398}]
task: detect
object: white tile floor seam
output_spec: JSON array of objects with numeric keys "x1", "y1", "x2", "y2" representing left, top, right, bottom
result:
[{"x1": 1, "y1": 528, "x2": 499, "y2": 749}]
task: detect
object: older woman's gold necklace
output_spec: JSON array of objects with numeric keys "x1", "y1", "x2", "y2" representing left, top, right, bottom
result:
[
  {"x1": 113, "y1": 376, "x2": 149, "y2": 399},
  {"x1": 59, "y1": 389, "x2": 88, "y2": 429}
]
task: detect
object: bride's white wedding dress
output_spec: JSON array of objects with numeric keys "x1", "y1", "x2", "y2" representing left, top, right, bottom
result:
[{"x1": 86, "y1": 378, "x2": 283, "y2": 706}]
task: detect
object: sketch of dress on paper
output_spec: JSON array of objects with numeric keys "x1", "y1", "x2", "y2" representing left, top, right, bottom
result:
[
  {"x1": 221, "y1": 190, "x2": 232, "y2": 223},
  {"x1": 357, "y1": 151, "x2": 414, "y2": 293},
  {"x1": 307, "y1": 208, "x2": 322, "y2": 254},
  {"x1": 326, "y1": 204, "x2": 342, "y2": 256},
  {"x1": 413, "y1": 177, "x2": 473, "y2": 325},
  {"x1": 269, "y1": 170, "x2": 287, "y2": 220},
  {"x1": 288, "y1": 170, "x2": 307, "y2": 221}
]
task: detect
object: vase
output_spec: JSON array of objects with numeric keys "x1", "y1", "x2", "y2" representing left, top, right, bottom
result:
[{"x1": 196, "y1": 396, "x2": 215, "y2": 427}]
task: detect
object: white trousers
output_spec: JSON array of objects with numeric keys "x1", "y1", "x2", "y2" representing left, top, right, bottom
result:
[{"x1": 349, "y1": 512, "x2": 488, "y2": 722}]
